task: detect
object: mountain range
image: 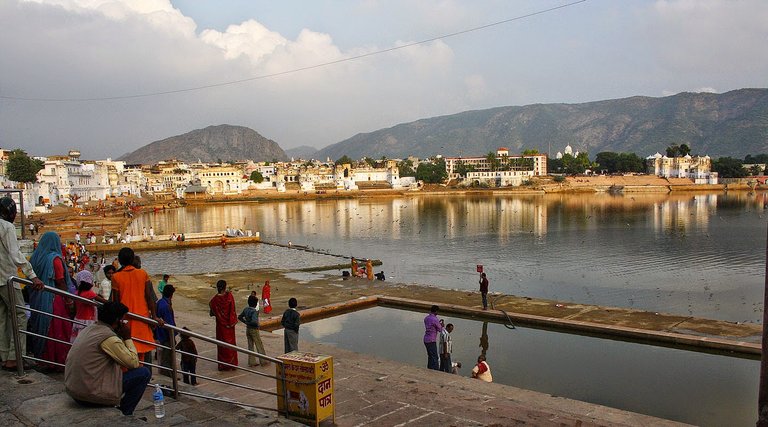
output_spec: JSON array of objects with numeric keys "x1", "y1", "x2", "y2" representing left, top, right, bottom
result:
[
  {"x1": 120, "y1": 89, "x2": 768, "y2": 164},
  {"x1": 315, "y1": 88, "x2": 768, "y2": 160}
]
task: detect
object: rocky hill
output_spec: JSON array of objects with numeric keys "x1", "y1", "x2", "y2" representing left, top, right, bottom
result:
[
  {"x1": 119, "y1": 124, "x2": 288, "y2": 164},
  {"x1": 316, "y1": 88, "x2": 768, "y2": 160}
]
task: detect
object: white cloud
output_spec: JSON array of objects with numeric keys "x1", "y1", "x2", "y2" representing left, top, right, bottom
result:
[
  {"x1": 1, "y1": 0, "x2": 765, "y2": 158},
  {"x1": 200, "y1": 20, "x2": 287, "y2": 62}
]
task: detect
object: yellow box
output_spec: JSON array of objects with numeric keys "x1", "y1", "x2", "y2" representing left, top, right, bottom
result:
[{"x1": 277, "y1": 351, "x2": 334, "y2": 426}]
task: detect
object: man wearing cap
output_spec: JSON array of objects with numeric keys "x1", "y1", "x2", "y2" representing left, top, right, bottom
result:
[{"x1": 0, "y1": 197, "x2": 44, "y2": 370}]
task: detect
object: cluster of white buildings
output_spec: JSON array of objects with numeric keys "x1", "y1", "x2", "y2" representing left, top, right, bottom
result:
[
  {"x1": 0, "y1": 150, "x2": 415, "y2": 214},
  {"x1": 0, "y1": 143, "x2": 724, "y2": 215}
]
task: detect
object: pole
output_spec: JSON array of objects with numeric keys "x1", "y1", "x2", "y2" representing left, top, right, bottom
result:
[
  {"x1": 759, "y1": 226, "x2": 768, "y2": 426},
  {"x1": 6, "y1": 278, "x2": 25, "y2": 377}
]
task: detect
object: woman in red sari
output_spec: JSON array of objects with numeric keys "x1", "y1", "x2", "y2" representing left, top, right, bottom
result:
[{"x1": 209, "y1": 280, "x2": 238, "y2": 370}]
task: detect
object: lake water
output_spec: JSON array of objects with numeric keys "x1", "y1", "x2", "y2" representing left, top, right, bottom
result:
[
  {"x1": 133, "y1": 191, "x2": 768, "y2": 324},
  {"x1": 300, "y1": 306, "x2": 758, "y2": 427}
]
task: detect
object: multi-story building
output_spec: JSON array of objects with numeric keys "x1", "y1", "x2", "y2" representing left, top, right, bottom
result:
[
  {"x1": 198, "y1": 165, "x2": 246, "y2": 195},
  {"x1": 444, "y1": 148, "x2": 547, "y2": 187},
  {"x1": 646, "y1": 153, "x2": 718, "y2": 184},
  {"x1": 36, "y1": 151, "x2": 111, "y2": 205}
]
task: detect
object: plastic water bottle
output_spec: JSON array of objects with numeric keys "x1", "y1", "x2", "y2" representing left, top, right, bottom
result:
[{"x1": 153, "y1": 384, "x2": 165, "y2": 418}]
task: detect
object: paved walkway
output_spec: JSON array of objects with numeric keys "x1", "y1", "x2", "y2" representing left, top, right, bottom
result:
[
  {"x1": 162, "y1": 303, "x2": 690, "y2": 426},
  {"x1": 1, "y1": 296, "x2": 691, "y2": 426}
]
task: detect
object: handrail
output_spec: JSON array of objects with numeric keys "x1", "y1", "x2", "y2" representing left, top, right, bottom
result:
[{"x1": 5, "y1": 275, "x2": 291, "y2": 414}]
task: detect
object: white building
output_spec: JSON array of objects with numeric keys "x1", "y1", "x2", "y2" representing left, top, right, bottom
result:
[
  {"x1": 36, "y1": 151, "x2": 111, "y2": 205},
  {"x1": 646, "y1": 153, "x2": 718, "y2": 184},
  {"x1": 444, "y1": 148, "x2": 547, "y2": 186},
  {"x1": 198, "y1": 166, "x2": 246, "y2": 195}
]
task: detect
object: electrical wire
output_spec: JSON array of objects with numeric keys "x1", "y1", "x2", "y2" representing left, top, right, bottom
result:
[{"x1": 0, "y1": 0, "x2": 587, "y2": 102}]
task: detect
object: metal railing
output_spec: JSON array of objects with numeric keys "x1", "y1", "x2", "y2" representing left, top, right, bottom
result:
[{"x1": 6, "y1": 276, "x2": 291, "y2": 414}]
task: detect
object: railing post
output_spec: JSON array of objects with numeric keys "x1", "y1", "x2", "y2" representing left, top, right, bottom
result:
[
  {"x1": 6, "y1": 278, "x2": 25, "y2": 377},
  {"x1": 168, "y1": 326, "x2": 179, "y2": 399}
]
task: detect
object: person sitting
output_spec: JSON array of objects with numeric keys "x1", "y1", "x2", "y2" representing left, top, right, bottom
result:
[
  {"x1": 375, "y1": 271, "x2": 386, "y2": 281},
  {"x1": 64, "y1": 301, "x2": 152, "y2": 416},
  {"x1": 471, "y1": 355, "x2": 493, "y2": 383}
]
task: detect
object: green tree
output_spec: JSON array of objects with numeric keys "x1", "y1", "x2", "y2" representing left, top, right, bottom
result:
[
  {"x1": 363, "y1": 157, "x2": 376, "y2": 167},
  {"x1": 749, "y1": 165, "x2": 762, "y2": 176},
  {"x1": 560, "y1": 153, "x2": 594, "y2": 174},
  {"x1": 522, "y1": 149, "x2": 539, "y2": 155},
  {"x1": 712, "y1": 157, "x2": 747, "y2": 178},
  {"x1": 335, "y1": 155, "x2": 354, "y2": 165},
  {"x1": 416, "y1": 158, "x2": 447, "y2": 183},
  {"x1": 548, "y1": 157, "x2": 563, "y2": 174},
  {"x1": 665, "y1": 144, "x2": 692, "y2": 158},
  {"x1": 744, "y1": 154, "x2": 768, "y2": 164},
  {"x1": 7, "y1": 149, "x2": 43, "y2": 183},
  {"x1": 485, "y1": 152, "x2": 499, "y2": 172},
  {"x1": 249, "y1": 170, "x2": 264, "y2": 183},
  {"x1": 454, "y1": 161, "x2": 475, "y2": 178},
  {"x1": 398, "y1": 159, "x2": 416, "y2": 177},
  {"x1": 595, "y1": 152, "x2": 619, "y2": 173}
]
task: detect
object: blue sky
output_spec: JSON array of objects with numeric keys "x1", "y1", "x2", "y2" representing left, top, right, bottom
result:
[{"x1": 1, "y1": 0, "x2": 766, "y2": 159}]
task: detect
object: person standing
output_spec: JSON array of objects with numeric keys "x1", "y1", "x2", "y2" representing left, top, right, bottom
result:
[
  {"x1": 209, "y1": 280, "x2": 238, "y2": 370},
  {"x1": 366, "y1": 259, "x2": 374, "y2": 280},
  {"x1": 280, "y1": 298, "x2": 300, "y2": 353},
  {"x1": 30, "y1": 231, "x2": 75, "y2": 369},
  {"x1": 238, "y1": 295, "x2": 267, "y2": 366},
  {"x1": 64, "y1": 301, "x2": 152, "y2": 416},
  {"x1": 0, "y1": 197, "x2": 44, "y2": 370},
  {"x1": 479, "y1": 272, "x2": 489, "y2": 310},
  {"x1": 423, "y1": 305, "x2": 443, "y2": 370},
  {"x1": 155, "y1": 285, "x2": 177, "y2": 377},
  {"x1": 157, "y1": 274, "x2": 169, "y2": 294},
  {"x1": 98, "y1": 265, "x2": 115, "y2": 301},
  {"x1": 439, "y1": 323, "x2": 455, "y2": 373},
  {"x1": 110, "y1": 248, "x2": 158, "y2": 366},
  {"x1": 70, "y1": 270, "x2": 106, "y2": 343},
  {"x1": 471, "y1": 355, "x2": 493, "y2": 382},
  {"x1": 176, "y1": 328, "x2": 198, "y2": 385}
]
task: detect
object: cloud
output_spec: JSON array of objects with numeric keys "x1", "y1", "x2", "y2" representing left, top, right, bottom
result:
[
  {"x1": 1, "y1": 0, "x2": 457, "y2": 158},
  {"x1": 1, "y1": 0, "x2": 765, "y2": 159}
]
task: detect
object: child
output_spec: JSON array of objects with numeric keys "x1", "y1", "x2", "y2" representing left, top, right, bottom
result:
[
  {"x1": 238, "y1": 295, "x2": 267, "y2": 367},
  {"x1": 176, "y1": 327, "x2": 199, "y2": 385},
  {"x1": 70, "y1": 270, "x2": 106, "y2": 343}
]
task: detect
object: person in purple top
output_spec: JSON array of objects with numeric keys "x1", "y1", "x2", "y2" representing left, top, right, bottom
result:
[{"x1": 423, "y1": 305, "x2": 443, "y2": 370}]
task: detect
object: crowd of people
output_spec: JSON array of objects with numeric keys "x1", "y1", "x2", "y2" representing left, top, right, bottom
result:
[{"x1": 0, "y1": 194, "x2": 500, "y2": 418}]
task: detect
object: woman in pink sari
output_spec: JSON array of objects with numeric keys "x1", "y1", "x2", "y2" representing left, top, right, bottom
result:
[{"x1": 209, "y1": 280, "x2": 238, "y2": 370}]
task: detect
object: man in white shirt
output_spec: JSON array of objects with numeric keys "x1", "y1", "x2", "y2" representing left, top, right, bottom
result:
[{"x1": 0, "y1": 197, "x2": 44, "y2": 370}]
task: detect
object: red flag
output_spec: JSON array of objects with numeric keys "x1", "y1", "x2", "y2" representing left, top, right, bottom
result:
[{"x1": 262, "y1": 280, "x2": 272, "y2": 314}]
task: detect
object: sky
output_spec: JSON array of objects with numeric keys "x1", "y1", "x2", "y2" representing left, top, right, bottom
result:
[{"x1": 0, "y1": 0, "x2": 766, "y2": 159}]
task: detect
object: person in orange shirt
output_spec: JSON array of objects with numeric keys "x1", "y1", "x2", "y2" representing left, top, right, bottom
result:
[{"x1": 110, "y1": 247, "x2": 159, "y2": 366}]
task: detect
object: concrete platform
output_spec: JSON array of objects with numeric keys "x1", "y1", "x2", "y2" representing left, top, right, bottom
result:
[{"x1": 1, "y1": 294, "x2": 696, "y2": 426}]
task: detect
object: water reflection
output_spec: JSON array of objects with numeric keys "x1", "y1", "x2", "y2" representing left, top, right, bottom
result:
[
  {"x1": 130, "y1": 192, "x2": 767, "y2": 323},
  {"x1": 301, "y1": 307, "x2": 758, "y2": 427}
]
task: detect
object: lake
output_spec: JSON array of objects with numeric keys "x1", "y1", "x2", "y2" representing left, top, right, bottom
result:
[{"x1": 133, "y1": 191, "x2": 768, "y2": 323}]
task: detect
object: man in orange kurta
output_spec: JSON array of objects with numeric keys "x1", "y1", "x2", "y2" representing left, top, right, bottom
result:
[{"x1": 111, "y1": 247, "x2": 157, "y2": 359}]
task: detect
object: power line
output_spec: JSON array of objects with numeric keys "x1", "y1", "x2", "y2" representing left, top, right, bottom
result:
[{"x1": 0, "y1": 0, "x2": 587, "y2": 103}]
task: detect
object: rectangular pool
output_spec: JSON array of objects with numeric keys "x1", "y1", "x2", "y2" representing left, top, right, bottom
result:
[{"x1": 300, "y1": 306, "x2": 758, "y2": 426}]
